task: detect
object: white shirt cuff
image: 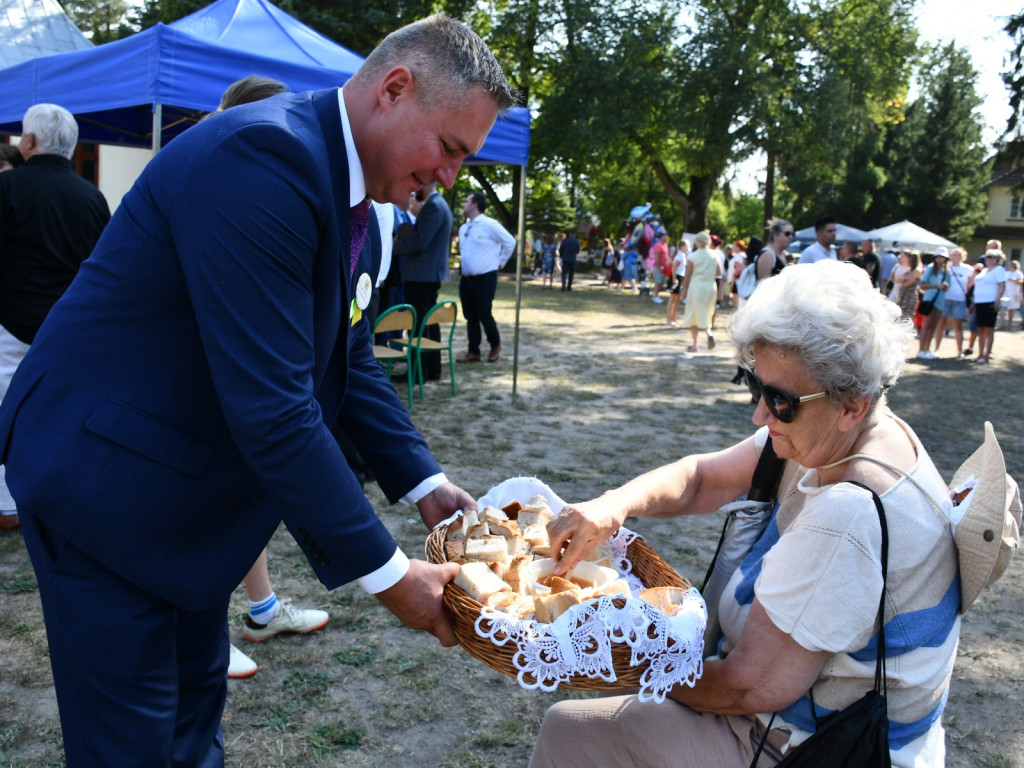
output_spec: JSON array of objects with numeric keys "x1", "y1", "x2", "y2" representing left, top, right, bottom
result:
[
  {"x1": 358, "y1": 548, "x2": 411, "y2": 594},
  {"x1": 399, "y1": 472, "x2": 447, "y2": 505}
]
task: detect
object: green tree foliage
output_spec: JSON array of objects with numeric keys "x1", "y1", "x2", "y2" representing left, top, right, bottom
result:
[
  {"x1": 60, "y1": 0, "x2": 133, "y2": 42},
  {"x1": 771, "y1": 0, "x2": 918, "y2": 227},
  {"x1": 866, "y1": 43, "x2": 990, "y2": 240},
  {"x1": 1004, "y1": 10, "x2": 1024, "y2": 141}
]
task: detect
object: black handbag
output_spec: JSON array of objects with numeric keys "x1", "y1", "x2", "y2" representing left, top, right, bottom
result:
[
  {"x1": 918, "y1": 296, "x2": 935, "y2": 315},
  {"x1": 751, "y1": 481, "x2": 892, "y2": 768}
]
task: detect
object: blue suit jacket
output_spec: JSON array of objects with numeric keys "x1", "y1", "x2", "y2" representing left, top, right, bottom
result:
[
  {"x1": 0, "y1": 90, "x2": 440, "y2": 609},
  {"x1": 393, "y1": 192, "x2": 452, "y2": 283}
]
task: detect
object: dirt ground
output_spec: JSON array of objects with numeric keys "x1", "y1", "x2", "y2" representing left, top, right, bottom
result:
[{"x1": 1, "y1": 267, "x2": 1022, "y2": 767}]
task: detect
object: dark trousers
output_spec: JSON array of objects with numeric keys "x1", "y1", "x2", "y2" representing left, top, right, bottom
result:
[
  {"x1": 403, "y1": 280, "x2": 441, "y2": 378},
  {"x1": 459, "y1": 271, "x2": 500, "y2": 355},
  {"x1": 561, "y1": 259, "x2": 576, "y2": 290},
  {"x1": 20, "y1": 510, "x2": 229, "y2": 767}
]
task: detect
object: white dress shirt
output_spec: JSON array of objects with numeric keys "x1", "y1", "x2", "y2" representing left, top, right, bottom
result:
[
  {"x1": 458, "y1": 213, "x2": 517, "y2": 275},
  {"x1": 337, "y1": 88, "x2": 447, "y2": 593},
  {"x1": 797, "y1": 241, "x2": 835, "y2": 264}
]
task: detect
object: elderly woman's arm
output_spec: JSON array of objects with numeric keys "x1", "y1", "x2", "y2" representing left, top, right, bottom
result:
[
  {"x1": 548, "y1": 436, "x2": 760, "y2": 574},
  {"x1": 670, "y1": 601, "x2": 827, "y2": 714}
]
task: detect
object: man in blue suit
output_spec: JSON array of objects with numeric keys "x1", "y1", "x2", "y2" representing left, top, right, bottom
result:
[
  {"x1": 0, "y1": 14, "x2": 516, "y2": 767},
  {"x1": 394, "y1": 181, "x2": 453, "y2": 380}
]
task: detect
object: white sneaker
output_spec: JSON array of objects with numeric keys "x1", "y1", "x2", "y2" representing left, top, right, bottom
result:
[
  {"x1": 228, "y1": 644, "x2": 258, "y2": 678},
  {"x1": 915, "y1": 351, "x2": 930, "y2": 360},
  {"x1": 242, "y1": 599, "x2": 330, "y2": 642},
  {"x1": 652, "y1": 296, "x2": 664, "y2": 303}
]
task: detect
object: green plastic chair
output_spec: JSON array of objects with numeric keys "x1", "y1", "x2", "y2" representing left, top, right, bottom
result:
[
  {"x1": 372, "y1": 303, "x2": 417, "y2": 409},
  {"x1": 410, "y1": 300, "x2": 458, "y2": 399}
]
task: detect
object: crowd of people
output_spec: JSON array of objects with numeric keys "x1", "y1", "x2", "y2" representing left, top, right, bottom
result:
[
  {"x1": 1, "y1": 12, "x2": 1019, "y2": 762},
  {"x1": 531, "y1": 214, "x2": 1022, "y2": 369}
]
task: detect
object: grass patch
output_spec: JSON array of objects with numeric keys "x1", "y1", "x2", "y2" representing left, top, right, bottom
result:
[{"x1": 310, "y1": 722, "x2": 363, "y2": 752}]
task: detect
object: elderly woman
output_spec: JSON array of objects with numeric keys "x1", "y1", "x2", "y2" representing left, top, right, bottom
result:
[
  {"x1": 680, "y1": 230, "x2": 722, "y2": 352},
  {"x1": 530, "y1": 261, "x2": 960, "y2": 768}
]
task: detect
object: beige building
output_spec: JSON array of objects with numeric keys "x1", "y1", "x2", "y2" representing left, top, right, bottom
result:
[{"x1": 969, "y1": 149, "x2": 1024, "y2": 262}]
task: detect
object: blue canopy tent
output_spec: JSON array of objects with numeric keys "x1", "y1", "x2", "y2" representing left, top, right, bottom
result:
[
  {"x1": 0, "y1": 0, "x2": 530, "y2": 166},
  {"x1": 1, "y1": 0, "x2": 533, "y2": 390}
]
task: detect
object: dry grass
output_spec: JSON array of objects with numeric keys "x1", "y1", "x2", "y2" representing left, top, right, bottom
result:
[{"x1": 1, "y1": 268, "x2": 1022, "y2": 767}]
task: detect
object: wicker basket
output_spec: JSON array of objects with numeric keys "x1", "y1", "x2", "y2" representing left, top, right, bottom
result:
[{"x1": 425, "y1": 520, "x2": 692, "y2": 691}]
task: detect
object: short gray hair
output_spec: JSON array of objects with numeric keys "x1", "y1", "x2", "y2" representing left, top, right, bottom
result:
[
  {"x1": 729, "y1": 261, "x2": 915, "y2": 406},
  {"x1": 22, "y1": 104, "x2": 79, "y2": 160},
  {"x1": 693, "y1": 230, "x2": 711, "y2": 249},
  {"x1": 352, "y1": 14, "x2": 517, "y2": 113}
]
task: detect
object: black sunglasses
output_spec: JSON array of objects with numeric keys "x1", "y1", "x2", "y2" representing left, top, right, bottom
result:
[
  {"x1": 781, "y1": 230, "x2": 794, "y2": 237},
  {"x1": 743, "y1": 369, "x2": 826, "y2": 423}
]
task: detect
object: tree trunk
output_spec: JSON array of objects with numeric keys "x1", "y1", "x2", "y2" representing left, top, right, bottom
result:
[
  {"x1": 650, "y1": 159, "x2": 692, "y2": 228},
  {"x1": 764, "y1": 151, "x2": 775, "y2": 238},
  {"x1": 468, "y1": 167, "x2": 513, "y2": 230},
  {"x1": 686, "y1": 174, "x2": 718, "y2": 231}
]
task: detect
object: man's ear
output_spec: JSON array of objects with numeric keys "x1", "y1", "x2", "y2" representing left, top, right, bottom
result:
[{"x1": 378, "y1": 66, "x2": 415, "y2": 109}]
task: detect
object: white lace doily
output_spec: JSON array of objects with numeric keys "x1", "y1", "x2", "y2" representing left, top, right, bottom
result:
[{"x1": 438, "y1": 477, "x2": 707, "y2": 701}]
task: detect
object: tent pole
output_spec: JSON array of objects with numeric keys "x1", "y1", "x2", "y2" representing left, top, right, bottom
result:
[
  {"x1": 511, "y1": 164, "x2": 527, "y2": 401},
  {"x1": 152, "y1": 104, "x2": 162, "y2": 155}
]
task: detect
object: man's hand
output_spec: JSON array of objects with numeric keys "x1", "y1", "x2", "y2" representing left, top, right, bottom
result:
[
  {"x1": 375, "y1": 559, "x2": 460, "y2": 646},
  {"x1": 416, "y1": 481, "x2": 477, "y2": 530}
]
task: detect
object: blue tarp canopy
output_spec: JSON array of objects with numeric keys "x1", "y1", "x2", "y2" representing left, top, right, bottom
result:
[{"x1": 0, "y1": 0, "x2": 529, "y2": 165}]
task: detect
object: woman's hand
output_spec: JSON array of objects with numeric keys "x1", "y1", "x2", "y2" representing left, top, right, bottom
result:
[{"x1": 546, "y1": 498, "x2": 628, "y2": 576}]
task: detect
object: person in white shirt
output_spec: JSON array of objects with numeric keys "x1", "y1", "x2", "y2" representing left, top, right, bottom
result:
[
  {"x1": 456, "y1": 191, "x2": 517, "y2": 363},
  {"x1": 797, "y1": 217, "x2": 837, "y2": 264},
  {"x1": 999, "y1": 259, "x2": 1022, "y2": 330},
  {"x1": 967, "y1": 249, "x2": 1007, "y2": 364}
]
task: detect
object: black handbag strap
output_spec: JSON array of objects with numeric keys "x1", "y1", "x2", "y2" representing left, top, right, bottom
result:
[
  {"x1": 701, "y1": 438, "x2": 784, "y2": 592},
  {"x1": 749, "y1": 480, "x2": 889, "y2": 767}
]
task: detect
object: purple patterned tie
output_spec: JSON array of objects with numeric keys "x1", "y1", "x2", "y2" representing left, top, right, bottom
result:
[{"x1": 349, "y1": 199, "x2": 370, "y2": 276}]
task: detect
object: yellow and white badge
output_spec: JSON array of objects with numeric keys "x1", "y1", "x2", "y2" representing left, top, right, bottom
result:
[{"x1": 350, "y1": 272, "x2": 373, "y2": 325}]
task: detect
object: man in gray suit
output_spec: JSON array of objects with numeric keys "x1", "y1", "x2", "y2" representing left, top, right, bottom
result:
[{"x1": 394, "y1": 182, "x2": 453, "y2": 380}]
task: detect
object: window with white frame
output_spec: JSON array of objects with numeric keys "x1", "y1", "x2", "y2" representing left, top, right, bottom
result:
[{"x1": 1012, "y1": 196, "x2": 1023, "y2": 219}]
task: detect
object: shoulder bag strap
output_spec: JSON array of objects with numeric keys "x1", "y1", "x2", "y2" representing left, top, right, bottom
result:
[
  {"x1": 749, "y1": 480, "x2": 888, "y2": 768},
  {"x1": 843, "y1": 481, "x2": 889, "y2": 694}
]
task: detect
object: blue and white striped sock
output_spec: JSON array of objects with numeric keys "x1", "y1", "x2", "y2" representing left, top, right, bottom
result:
[{"x1": 248, "y1": 593, "x2": 278, "y2": 625}]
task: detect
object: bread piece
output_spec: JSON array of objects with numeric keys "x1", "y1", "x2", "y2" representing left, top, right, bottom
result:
[
  {"x1": 480, "y1": 506, "x2": 509, "y2": 525},
  {"x1": 448, "y1": 511, "x2": 479, "y2": 540},
  {"x1": 640, "y1": 586, "x2": 689, "y2": 613},
  {"x1": 592, "y1": 578, "x2": 632, "y2": 599},
  {"x1": 455, "y1": 562, "x2": 512, "y2": 602},
  {"x1": 466, "y1": 522, "x2": 491, "y2": 538},
  {"x1": 444, "y1": 539, "x2": 466, "y2": 561},
  {"x1": 522, "y1": 523, "x2": 550, "y2": 549},
  {"x1": 504, "y1": 555, "x2": 532, "y2": 594},
  {"x1": 582, "y1": 544, "x2": 616, "y2": 564},
  {"x1": 488, "y1": 518, "x2": 521, "y2": 539},
  {"x1": 464, "y1": 535, "x2": 511, "y2": 567},
  {"x1": 506, "y1": 535, "x2": 531, "y2": 558},
  {"x1": 533, "y1": 590, "x2": 582, "y2": 623},
  {"x1": 483, "y1": 591, "x2": 535, "y2": 619},
  {"x1": 501, "y1": 500, "x2": 523, "y2": 519},
  {"x1": 518, "y1": 496, "x2": 554, "y2": 529},
  {"x1": 547, "y1": 576, "x2": 580, "y2": 595}
]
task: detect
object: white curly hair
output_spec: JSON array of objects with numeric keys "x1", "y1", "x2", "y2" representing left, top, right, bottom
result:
[{"x1": 728, "y1": 261, "x2": 915, "y2": 407}]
